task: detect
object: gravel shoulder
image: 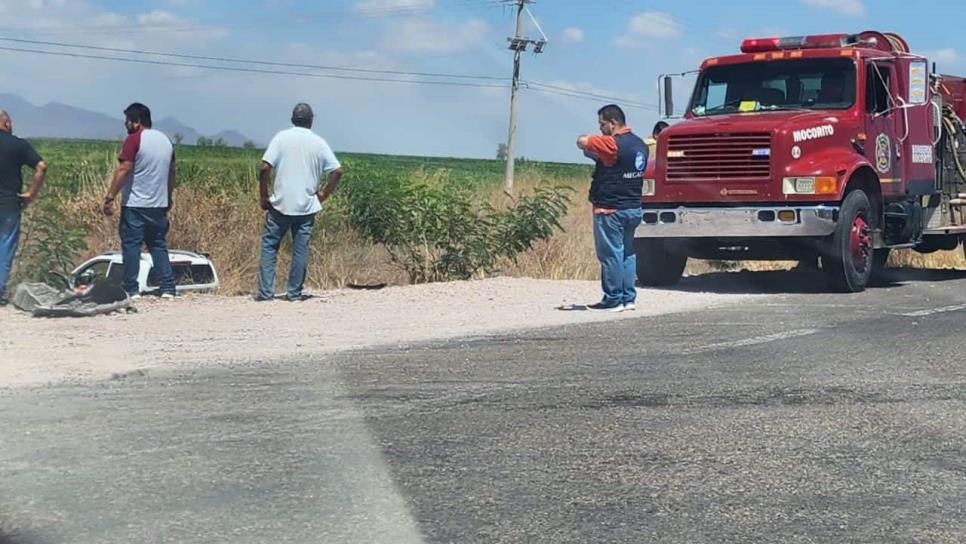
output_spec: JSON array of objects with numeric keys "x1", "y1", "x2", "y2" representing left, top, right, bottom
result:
[{"x1": 1, "y1": 277, "x2": 754, "y2": 387}]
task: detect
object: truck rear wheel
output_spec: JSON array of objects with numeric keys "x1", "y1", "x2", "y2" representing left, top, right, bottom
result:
[
  {"x1": 822, "y1": 189, "x2": 874, "y2": 292},
  {"x1": 634, "y1": 238, "x2": 687, "y2": 286}
]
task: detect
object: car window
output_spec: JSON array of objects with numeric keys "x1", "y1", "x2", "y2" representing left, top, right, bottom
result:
[
  {"x1": 147, "y1": 263, "x2": 216, "y2": 287},
  {"x1": 107, "y1": 263, "x2": 124, "y2": 285},
  {"x1": 73, "y1": 261, "x2": 110, "y2": 286}
]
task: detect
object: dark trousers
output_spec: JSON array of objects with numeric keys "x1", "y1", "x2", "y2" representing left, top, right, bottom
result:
[{"x1": 120, "y1": 207, "x2": 175, "y2": 295}]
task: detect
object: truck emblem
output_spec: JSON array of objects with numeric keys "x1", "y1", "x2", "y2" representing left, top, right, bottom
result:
[
  {"x1": 720, "y1": 188, "x2": 758, "y2": 196},
  {"x1": 791, "y1": 145, "x2": 802, "y2": 159},
  {"x1": 875, "y1": 134, "x2": 891, "y2": 174},
  {"x1": 792, "y1": 124, "x2": 835, "y2": 143}
]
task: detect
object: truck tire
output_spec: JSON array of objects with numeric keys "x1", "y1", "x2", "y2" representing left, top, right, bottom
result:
[
  {"x1": 634, "y1": 238, "x2": 687, "y2": 286},
  {"x1": 822, "y1": 189, "x2": 874, "y2": 292}
]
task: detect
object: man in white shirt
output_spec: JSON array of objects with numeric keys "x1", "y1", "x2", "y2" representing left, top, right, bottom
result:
[{"x1": 256, "y1": 103, "x2": 343, "y2": 301}]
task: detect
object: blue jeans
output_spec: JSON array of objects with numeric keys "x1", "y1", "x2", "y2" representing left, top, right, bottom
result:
[
  {"x1": 258, "y1": 208, "x2": 315, "y2": 299},
  {"x1": 0, "y1": 209, "x2": 21, "y2": 297},
  {"x1": 593, "y1": 207, "x2": 643, "y2": 306},
  {"x1": 120, "y1": 207, "x2": 176, "y2": 296}
]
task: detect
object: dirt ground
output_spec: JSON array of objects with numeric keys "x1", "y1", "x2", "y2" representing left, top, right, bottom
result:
[{"x1": 0, "y1": 277, "x2": 753, "y2": 388}]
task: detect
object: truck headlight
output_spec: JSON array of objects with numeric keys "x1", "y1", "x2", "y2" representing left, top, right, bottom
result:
[
  {"x1": 642, "y1": 178, "x2": 656, "y2": 196},
  {"x1": 783, "y1": 176, "x2": 836, "y2": 195}
]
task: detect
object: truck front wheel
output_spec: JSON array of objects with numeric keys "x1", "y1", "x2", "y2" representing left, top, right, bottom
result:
[
  {"x1": 634, "y1": 238, "x2": 687, "y2": 286},
  {"x1": 822, "y1": 189, "x2": 874, "y2": 292}
]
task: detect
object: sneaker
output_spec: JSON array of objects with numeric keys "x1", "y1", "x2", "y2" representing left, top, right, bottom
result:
[
  {"x1": 160, "y1": 293, "x2": 175, "y2": 300},
  {"x1": 622, "y1": 302, "x2": 636, "y2": 312},
  {"x1": 283, "y1": 293, "x2": 313, "y2": 302},
  {"x1": 129, "y1": 293, "x2": 142, "y2": 300},
  {"x1": 586, "y1": 301, "x2": 624, "y2": 312},
  {"x1": 0, "y1": 296, "x2": 7, "y2": 307}
]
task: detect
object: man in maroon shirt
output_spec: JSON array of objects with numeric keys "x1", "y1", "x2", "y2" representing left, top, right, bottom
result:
[{"x1": 103, "y1": 103, "x2": 177, "y2": 299}]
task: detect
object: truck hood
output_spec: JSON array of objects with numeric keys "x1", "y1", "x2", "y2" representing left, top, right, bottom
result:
[{"x1": 669, "y1": 110, "x2": 844, "y2": 136}]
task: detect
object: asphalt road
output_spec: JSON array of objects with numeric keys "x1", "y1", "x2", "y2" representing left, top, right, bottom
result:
[{"x1": 3, "y1": 268, "x2": 966, "y2": 543}]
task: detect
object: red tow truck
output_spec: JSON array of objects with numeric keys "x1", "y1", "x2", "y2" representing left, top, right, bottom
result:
[{"x1": 636, "y1": 31, "x2": 966, "y2": 291}]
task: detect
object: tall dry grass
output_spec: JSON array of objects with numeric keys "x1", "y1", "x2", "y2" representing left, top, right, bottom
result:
[
  {"x1": 34, "y1": 159, "x2": 966, "y2": 296},
  {"x1": 52, "y1": 158, "x2": 404, "y2": 295},
  {"x1": 891, "y1": 247, "x2": 966, "y2": 269}
]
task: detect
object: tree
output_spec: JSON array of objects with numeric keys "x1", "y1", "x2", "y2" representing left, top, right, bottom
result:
[
  {"x1": 496, "y1": 143, "x2": 508, "y2": 161},
  {"x1": 173, "y1": 133, "x2": 184, "y2": 145},
  {"x1": 213, "y1": 137, "x2": 227, "y2": 147},
  {"x1": 243, "y1": 140, "x2": 257, "y2": 150},
  {"x1": 196, "y1": 136, "x2": 211, "y2": 147}
]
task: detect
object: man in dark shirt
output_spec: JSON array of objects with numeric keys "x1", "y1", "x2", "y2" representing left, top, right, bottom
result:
[
  {"x1": 576, "y1": 104, "x2": 646, "y2": 312},
  {"x1": 0, "y1": 109, "x2": 47, "y2": 305}
]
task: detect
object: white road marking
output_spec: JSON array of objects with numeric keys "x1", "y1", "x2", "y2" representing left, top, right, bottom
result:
[
  {"x1": 681, "y1": 329, "x2": 820, "y2": 355},
  {"x1": 901, "y1": 304, "x2": 966, "y2": 318}
]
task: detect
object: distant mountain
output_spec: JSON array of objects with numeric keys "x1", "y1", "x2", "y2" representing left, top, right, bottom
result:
[
  {"x1": 212, "y1": 130, "x2": 251, "y2": 147},
  {"x1": 0, "y1": 93, "x2": 258, "y2": 147},
  {"x1": 154, "y1": 117, "x2": 203, "y2": 146}
]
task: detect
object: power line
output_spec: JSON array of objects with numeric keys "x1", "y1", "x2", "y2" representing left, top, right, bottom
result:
[
  {"x1": 0, "y1": 36, "x2": 509, "y2": 81},
  {"x1": 525, "y1": 86, "x2": 658, "y2": 111},
  {"x1": 525, "y1": 81, "x2": 659, "y2": 110},
  {"x1": 0, "y1": 45, "x2": 509, "y2": 88},
  {"x1": 0, "y1": 38, "x2": 660, "y2": 111}
]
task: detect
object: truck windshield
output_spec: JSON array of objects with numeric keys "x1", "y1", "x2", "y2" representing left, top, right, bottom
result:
[{"x1": 691, "y1": 58, "x2": 857, "y2": 116}]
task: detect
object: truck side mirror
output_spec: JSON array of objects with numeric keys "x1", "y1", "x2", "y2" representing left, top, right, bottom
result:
[{"x1": 663, "y1": 76, "x2": 674, "y2": 118}]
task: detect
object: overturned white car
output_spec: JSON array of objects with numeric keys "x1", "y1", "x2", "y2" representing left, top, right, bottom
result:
[{"x1": 69, "y1": 250, "x2": 219, "y2": 294}]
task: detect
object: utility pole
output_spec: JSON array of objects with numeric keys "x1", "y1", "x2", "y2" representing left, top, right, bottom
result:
[{"x1": 503, "y1": 0, "x2": 546, "y2": 193}]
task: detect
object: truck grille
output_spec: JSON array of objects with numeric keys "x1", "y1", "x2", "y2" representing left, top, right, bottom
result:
[{"x1": 666, "y1": 132, "x2": 772, "y2": 181}]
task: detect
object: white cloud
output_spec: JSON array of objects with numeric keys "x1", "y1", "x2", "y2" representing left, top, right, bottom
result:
[
  {"x1": 354, "y1": 0, "x2": 434, "y2": 15},
  {"x1": 137, "y1": 10, "x2": 183, "y2": 26},
  {"x1": 0, "y1": 0, "x2": 229, "y2": 91},
  {"x1": 381, "y1": 17, "x2": 488, "y2": 53},
  {"x1": 616, "y1": 11, "x2": 681, "y2": 48},
  {"x1": 562, "y1": 27, "x2": 584, "y2": 43},
  {"x1": 925, "y1": 48, "x2": 960, "y2": 66},
  {"x1": 801, "y1": 0, "x2": 865, "y2": 16}
]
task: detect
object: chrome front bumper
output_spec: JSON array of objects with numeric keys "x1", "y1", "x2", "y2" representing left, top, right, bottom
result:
[{"x1": 636, "y1": 205, "x2": 840, "y2": 238}]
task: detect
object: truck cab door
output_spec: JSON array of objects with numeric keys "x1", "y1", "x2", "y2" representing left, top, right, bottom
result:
[
  {"x1": 895, "y1": 57, "x2": 937, "y2": 195},
  {"x1": 864, "y1": 60, "x2": 903, "y2": 195}
]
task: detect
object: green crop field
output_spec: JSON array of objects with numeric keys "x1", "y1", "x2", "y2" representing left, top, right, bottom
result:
[{"x1": 29, "y1": 138, "x2": 591, "y2": 194}]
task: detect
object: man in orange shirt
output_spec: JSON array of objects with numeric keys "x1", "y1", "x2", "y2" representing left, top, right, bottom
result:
[{"x1": 576, "y1": 104, "x2": 647, "y2": 312}]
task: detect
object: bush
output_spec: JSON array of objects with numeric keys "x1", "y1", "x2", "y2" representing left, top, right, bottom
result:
[
  {"x1": 342, "y1": 172, "x2": 572, "y2": 283},
  {"x1": 13, "y1": 199, "x2": 90, "y2": 287}
]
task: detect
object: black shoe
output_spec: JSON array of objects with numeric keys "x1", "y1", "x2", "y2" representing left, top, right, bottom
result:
[
  {"x1": 586, "y1": 301, "x2": 624, "y2": 312},
  {"x1": 283, "y1": 293, "x2": 313, "y2": 302},
  {"x1": 0, "y1": 296, "x2": 7, "y2": 307}
]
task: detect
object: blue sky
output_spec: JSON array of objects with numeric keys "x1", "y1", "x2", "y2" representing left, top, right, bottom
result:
[{"x1": 0, "y1": 0, "x2": 962, "y2": 162}]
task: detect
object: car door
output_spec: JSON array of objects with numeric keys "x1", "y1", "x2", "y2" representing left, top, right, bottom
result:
[{"x1": 864, "y1": 60, "x2": 903, "y2": 196}]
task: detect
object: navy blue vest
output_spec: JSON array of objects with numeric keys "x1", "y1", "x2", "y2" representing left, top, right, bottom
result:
[{"x1": 589, "y1": 131, "x2": 647, "y2": 210}]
